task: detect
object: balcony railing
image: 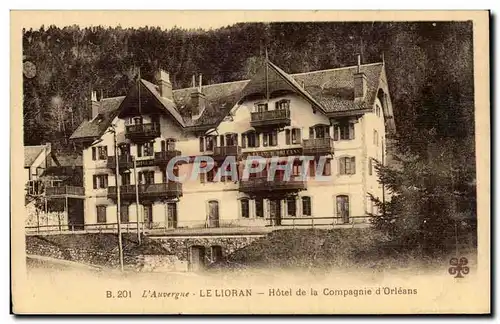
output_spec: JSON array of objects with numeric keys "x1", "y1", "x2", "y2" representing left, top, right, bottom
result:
[
  {"x1": 302, "y1": 138, "x2": 335, "y2": 155},
  {"x1": 239, "y1": 176, "x2": 306, "y2": 193},
  {"x1": 154, "y1": 150, "x2": 182, "y2": 165},
  {"x1": 45, "y1": 186, "x2": 85, "y2": 197},
  {"x1": 212, "y1": 145, "x2": 242, "y2": 160},
  {"x1": 106, "y1": 155, "x2": 134, "y2": 170},
  {"x1": 108, "y1": 182, "x2": 182, "y2": 200},
  {"x1": 125, "y1": 122, "x2": 161, "y2": 142},
  {"x1": 250, "y1": 108, "x2": 291, "y2": 128}
]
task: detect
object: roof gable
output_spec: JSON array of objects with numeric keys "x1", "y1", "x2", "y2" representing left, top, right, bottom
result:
[
  {"x1": 70, "y1": 62, "x2": 387, "y2": 140},
  {"x1": 24, "y1": 145, "x2": 47, "y2": 168}
]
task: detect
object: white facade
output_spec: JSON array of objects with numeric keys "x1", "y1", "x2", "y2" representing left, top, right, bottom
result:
[{"x1": 77, "y1": 63, "x2": 393, "y2": 230}]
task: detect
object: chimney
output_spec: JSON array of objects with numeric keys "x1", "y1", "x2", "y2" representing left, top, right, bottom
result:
[
  {"x1": 353, "y1": 54, "x2": 367, "y2": 103},
  {"x1": 154, "y1": 69, "x2": 173, "y2": 100},
  {"x1": 91, "y1": 90, "x2": 100, "y2": 119},
  {"x1": 190, "y1": 74, "x2": 206, "y2": 119}
]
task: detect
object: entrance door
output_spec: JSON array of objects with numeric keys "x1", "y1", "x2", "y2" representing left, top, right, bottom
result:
[
  {"x1": 336, "y1": 195, "x2": 350, "y2": 223},
  {"x1": 144, "y1": 203, "x2": 153, "y2": 229},
  {"x1": 207, "y1": 200, "x2": 220, "y2": 228},
  {"x1": 269, "y1": 199, "x2": 282, "y2": 226},
  {"x1": 189, "y1": 246, "x2": 206, "y2": 272}
]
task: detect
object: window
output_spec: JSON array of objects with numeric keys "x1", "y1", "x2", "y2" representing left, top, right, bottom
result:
[
  {"x1": 139, "y1": 171, "x2": 155, "y2": 184},
  {"x1": 241, "y1": 199, "x2": 250, "y2": 218},
  {"x1": 336, "y1": 195, "x2": 350, "y2": 223},
  {"x1": 96, "y1": 205, "x2": 107, "y2": 223},
  {"x1": 276, "y1": 99, "x2": 290, "y2": 110},
  {"x1": 118, "y1": 143, "x2": 130, "y2": 156},
  {"x1": 308, "y1": 160, "x2": 316, "y2": 177},
  {"x1": 301, "y1": 197, "x2": 311, "y2": 216},
  {"x1": 369, "y1": 158, "x2": 373, "y2": 176},
  {"x1": 263, "y1": 131, "x2": 278, "y2": 147},
  {"x1": 120, "y1": 204, "x2": 129, "y2": 223},
  {"x1": 211, "y1": 246, "x2": 223, "y2": 263},
  {"x1": 242, "y1": 131, "x2": 259, "y2": 148},
  {"x1": 291, "y1": 128, "x2": 301, "y2": 144},
  {"x1": 255, "y1": 199, "x2": 264, "y2": 218},
  {"x1": 91, "y1": 145, "x2": 108, "y2": 161},
  {"x1": 333, "y1": 122, "x2": 355, "y2": 141},
  {"x1": 93, "y1": 174, "x2": 108, "y2": 189},
  {"x1": 339, "y1": 157, "x2": 356, "y2": 175},
  {"x1": 161, "y1": 139, "x2": 176, "y2": 151},
  {"x1": 225, "y1": 133, "x2": 238, "y2": 146},
  {"x1": 320, "y1": 159, "x2": 331, "y2": 176},
  {"x1": 256, "y1": 103, "x2": 268, "y2": 112},
  {"x1": 207, "y1": 166, "x2": 218, "y2": 182},
  {"x1": 122, "y1": 173, "x2": 131, "y2": 185},
  {"x1": 167, "y1": 202, "x2": 178, "y2": 228},
  {"x1": 285, "y1": 128, "x2": 301, "y2": 145},
  {"x1": 287, "y1": 198, "x2": 296, "y2": 217},
  {"x1": 137, "y1": 142, "x2": 154, "y2": 157},
  {"x1": 205, "y1": 136, "x2": 215, "y2": 151},
  {"x1": 373, "y1": 130, "x2": 379, "y2": 146},
  {"x1": 133, "y1": 116, "x2": 143, "y2": 125}
]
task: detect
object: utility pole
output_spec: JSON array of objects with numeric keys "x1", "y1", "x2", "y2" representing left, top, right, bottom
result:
[
  {"x1": 133, "y1": 156, "x2": 141, "y2": 245},
  {"x1": 112, "y1": 127, "x2": 124, "y2": 271}
]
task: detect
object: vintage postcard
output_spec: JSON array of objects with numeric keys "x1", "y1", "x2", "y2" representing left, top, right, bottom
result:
[{"x1": 11, "y1": 10, "x2": 490, "y2": 314}]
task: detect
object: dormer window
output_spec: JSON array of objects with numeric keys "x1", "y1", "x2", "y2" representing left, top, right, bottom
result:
[
  {"x1": 276, "y1": 99, "x2": 290, "y2": 110},
  {"x1": 133, "y1": 116, "x2": 143, "y2": 125}
]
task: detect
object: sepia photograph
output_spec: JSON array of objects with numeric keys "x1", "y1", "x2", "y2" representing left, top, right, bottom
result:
[{"x1": 11, "y1": 10, "x2": 490, "y2": 314}]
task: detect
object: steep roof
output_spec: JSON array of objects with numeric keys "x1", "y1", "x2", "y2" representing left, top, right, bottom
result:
[
  {"x1": 69, "y1": 96, "x2": 125, "y2": 140},
  {"x1": 293, "y1": 62, "x2": 384, "y2": 112},
  {"x1": 70, "y1": 62, "x2": 386, "y2": 140},
  {"x1": 24, "y1": 145, "x2": 47, "y2": 168}
]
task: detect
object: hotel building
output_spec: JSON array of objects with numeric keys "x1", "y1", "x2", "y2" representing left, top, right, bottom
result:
[{"x1": 68, "y1": 58, "x2": 395, "y2": 231}]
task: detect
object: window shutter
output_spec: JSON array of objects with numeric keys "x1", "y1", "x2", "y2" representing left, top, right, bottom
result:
[
  {"x1": 255, "y1": 133, "x2": 260, "y2": 147},
  {"x1": 296, "y1": 128, "x2": 302, "y2": 143},
  {"x1": 93, "y1": 175, "x2": 97, "y2": 189},
  {"x1": 234, "y1": 134, "x2": 239, "y2": 146},
  {"x1": 339, "y1": 158, "x2": 346, "y2": 175},
  {"x1": 92, "y1": 147, "x2": 96, "y2": 160},
  {"x1": 349, "y1": 123, "x2": 355, "y2": 140},
  {"x1": 275, "y1": 101, "x2": 279, "y2": 110},
  {"x1": 369, "y1": 158, "x2": 372, "y2": 175},
  {"x1": 351, "y1": 157, "x2": 356, "y2": 174},
  {"x1": 219, "y1": 135, "x2": 225, "y2": 146},
  {"x1": 263, "y1": 134, "x2": 268, "y2": 147},
  {"x1": 272, "y1": 131, "x2": 278, "y2": 146},
  {"x1": 103, "y1": 146, "x2": 108, "y2": 157},
  {"x1": 104, "y1": 175, "x2": 109, "y2": 188},
  {"x1": 309, "y1": 127, "x2": 314, "y2": 139},
  {"x1": 285, "y1": 129, "x2": 291, "y2": 145}
]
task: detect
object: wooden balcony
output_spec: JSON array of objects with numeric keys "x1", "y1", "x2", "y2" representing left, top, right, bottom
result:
[
  {"x1": 239, "y1": 176, "x2": 306, "y2": 194},
  {"x1": 250, "y1": 108, "x2": 291, "y2": 129},
  {"x1": 154, "y1": 150, "x2": 182, "y2": 165},
  {"x1": 107, "y1": 182, "x2": 182, "y2": 201},
  {"x1": 106, "y1": 155, "x2": 134, "y2": 171},
  {"x1": 212, "y1": 145, "x2": 242, "y2": 161},
  {"x1": 125, "y1": 122, "x2": 161, "y2": 142},
  {"x1": 302, "y1": 138, "x2": 335, "y2": 156},
  {"x1": 45, "y1": 186, "x2": 85, "y2": 198}
]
